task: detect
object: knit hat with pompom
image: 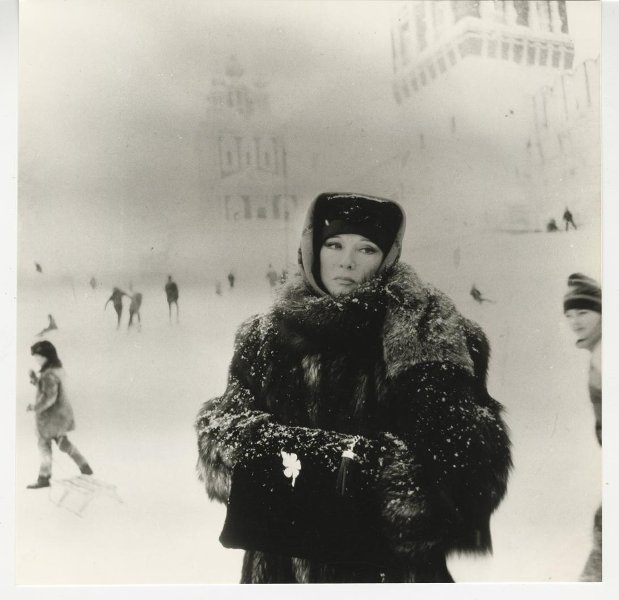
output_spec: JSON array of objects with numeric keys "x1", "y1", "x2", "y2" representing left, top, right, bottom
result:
[{"x1": 563, "y1": 273, "x2": 601, "y2": 313}]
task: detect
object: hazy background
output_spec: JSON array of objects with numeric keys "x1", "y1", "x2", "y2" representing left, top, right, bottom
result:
[
  {"x1": 12, "y1": 0, "x2": 608, "y2": 589},
  {"x1": 18, "y1": 0, "x2": 600, "y2": 281}
]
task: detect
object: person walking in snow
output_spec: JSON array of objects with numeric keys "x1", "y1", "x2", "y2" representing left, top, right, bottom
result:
[
  {"x1": 228, "y1": 271, "x2": 235, "y2": 290},
  {"x1": 104, "y1": 287, "x2": 129, "y2": 329},
  {"x1": 26, "y1": 341, "x2": 93, "y2": 489},
  {"x1": 196, "y1": 192, "x2": 511, "y2": 583},
  {"x1": 165, "y1": 275, "x2": 179, "y2": 323},
  {"x1": 563, "y1": 207, "x2": 577, "y2": 231},
  {"x1": 128, "y1": 291, "x2": 143, "y2": 331},
  {"x1": 470, "y1": 284, "x2": 494, "y2": 304},
  {"x1": 564, "y1": 273, "x2": 602, "y2": 581},
  {"x1": 546, "y1": 218, "x2": 559, "y2": 233},
  {"x1": 36, "y1": 314, "x2": 58, "y2": 337}
]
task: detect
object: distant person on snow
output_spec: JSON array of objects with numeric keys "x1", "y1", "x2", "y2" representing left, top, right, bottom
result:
[
  {"x1": 165, "y1": 275, "x2": 179, "y2": 323},
  {"x1": 563, "y1": 207, "x2": 577, "y2": 231},
  {"x1": 128, "y1": 292, "x2": 143, "y2": 331},
  {"x1": 37, "y1": 314, "x2": 58, "y2": 337},
  {"x1": 546, "y1": 218, "x2": 559, "y2": 233},
  {"x1": 26, "y1": 341, "x2": 93, "y2": 489},
  {"x1": 564, "y1": 273, "x2": 602, "y2": 581},
  {"x1": 105, "y1": 287, "x2": 129, "y2": 329},
  {"x1": 470, "y1": 284, "x2": 494, "y2": 304},
  {"x1": 89, "y1": 276, "x2": 98, "y2": 290},
  {"x1": 35, "y1": 262, "x2": 42, "y2": 274},
  {"x1": 266, "y1": 265, "x2": 279, "y2": 289},
  {"x1": 228, "y1": 271, "x2": 235, "y2": 289}
]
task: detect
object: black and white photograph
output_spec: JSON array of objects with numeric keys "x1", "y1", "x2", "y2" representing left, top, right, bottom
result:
[{"x1": 2, "y1": 0, "x2": 613, "y2": 592}]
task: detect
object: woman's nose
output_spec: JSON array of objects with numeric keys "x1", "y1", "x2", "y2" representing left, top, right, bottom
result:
[{"x1": 340, "y1": 251, "x2": 355, "y2": 269}]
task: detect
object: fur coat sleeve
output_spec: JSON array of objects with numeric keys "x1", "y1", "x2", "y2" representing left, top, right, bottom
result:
[
  {"x1": 35, "y1": 370, "x2": 61, "y2": 413},
  {"x1": 379, "y1": 282, "x2": 511, "y2": 558},
  {"x1": 195, "y1": 316, "x2": 389, "y2": 505},
  {"x1": 34, "y1": 369, "x2": 75, "y2": 438}
]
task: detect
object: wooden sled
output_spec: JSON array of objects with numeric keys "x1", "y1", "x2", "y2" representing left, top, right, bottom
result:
[{"x1": 50, "y1": 475, "x2": 123, "y2": 517}]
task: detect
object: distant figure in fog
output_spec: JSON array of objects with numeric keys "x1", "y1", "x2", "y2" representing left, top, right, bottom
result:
[
  {"x1": 89, "y1": 276, "x2": 98, "y2": 290},
  {"x1": 546, "y1": 218, "x2": 559, "y2": 232},
  {"x1": 266, "y1": 265, "x2": 279, "y2": 289},
  {"x1": 563, "y1": 207, "x2": 577, "y2": 231},
  {"x1": 35, "y1": 262, "x2": 42, "y2": 274},
  {"x1": 128, "y1": 292, "x2": 143, "y2": 331},
  {"x1": 563, "y1": 273, "x2": 602, "y2": 581},
  {"x1": 105, "y1": 287, "x2": 129, "y2": 329},
  {"x1": 26, "y1": 341, "x2": 93, "y2": 489},
  {"x1": 37, "y1": 314, "x2": 58, "y2": 337},
  {"x1": 165, "y1": 275, "x2": 179, "y2": 323},
  {"x1": 215, "y1": 281, "x2": 222, "y2": 296},
  {"x1": 470, "y1": 284, "x2": 494, "y2": 304},
  {"x1": 228, "y1": 271, "x2": 235, "y2": 289}
]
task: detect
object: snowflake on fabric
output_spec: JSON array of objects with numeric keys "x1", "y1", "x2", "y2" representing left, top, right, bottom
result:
[{"x1": 474, "y1": 406, "x2": 496, "y2": 421}]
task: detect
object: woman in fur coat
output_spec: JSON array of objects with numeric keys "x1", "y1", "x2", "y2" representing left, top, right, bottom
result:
[
  {"x1": 195, "y1": 193, "x2": 511, "y2": 583},
  {"x1": 27, "y1": 340, "x2": 93, "y2": 489}
]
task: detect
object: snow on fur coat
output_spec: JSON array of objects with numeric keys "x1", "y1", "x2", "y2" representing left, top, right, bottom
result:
[
  {"x1": 33, "y1": 368, "x2": 75, "y2": 439},
  {"x1": 195, "y1": 263, "x2": 511, "y2": 583}
]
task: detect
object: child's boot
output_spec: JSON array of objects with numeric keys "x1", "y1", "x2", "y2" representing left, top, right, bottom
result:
[{"x1": 27, "y1": 475, "x2": 50, "y2": 489}]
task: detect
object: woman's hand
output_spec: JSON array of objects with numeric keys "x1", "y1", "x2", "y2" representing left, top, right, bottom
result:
[{"x1": 29, "y1": 370, "x2": 38, "y2": 385}]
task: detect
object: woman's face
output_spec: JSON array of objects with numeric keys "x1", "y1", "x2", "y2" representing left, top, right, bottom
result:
[
  {"x1": 32, "y1": 354, "x2": 46, "y2": 367},
  {"x1": 565, "y1": 308, "x2": 601, "y2": 348},
  {"x1": 319, "y1": 234, "x2": 384, "y2": 296}
]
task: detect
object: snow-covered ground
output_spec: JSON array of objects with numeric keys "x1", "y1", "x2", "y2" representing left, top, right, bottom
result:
[{"x1": 15, "y1": 227, "x2": 601, "y2": 584}]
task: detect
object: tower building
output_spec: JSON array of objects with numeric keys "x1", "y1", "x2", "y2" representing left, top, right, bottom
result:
[
  {"x1": 193, "y1": 56, "x2": 298, "y2": 274},
  {"x1": 379, "y1": 1, "x2": 576, "y2": 234}
]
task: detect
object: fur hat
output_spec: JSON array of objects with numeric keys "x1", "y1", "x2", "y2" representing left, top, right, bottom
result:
[
  {"x1": 318, "y1": 196, "x2": 402, "y2": 255},
  {"x1": 563, "y1": 273, "x2": 601, "y2": 313},
  {"x1": 31, "y1": 340, "x2": 63, "y2": 370},
  {"x1": 299, "y1": 193, "x2": 406, "y2": 295}
]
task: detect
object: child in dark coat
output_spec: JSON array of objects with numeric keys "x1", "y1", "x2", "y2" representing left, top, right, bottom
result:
[{"x1": 27, "y1": 341, "x2": 93, "y2": 489}]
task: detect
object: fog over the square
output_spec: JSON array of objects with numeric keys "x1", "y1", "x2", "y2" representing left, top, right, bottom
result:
[{"x1": 19, "y1": 1, "x2": 599, "y2": 280}]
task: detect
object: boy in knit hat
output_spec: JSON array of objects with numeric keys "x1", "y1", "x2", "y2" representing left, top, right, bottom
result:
[{"x1": 563, "y1": 272, "x2": 602, "y2": 581}]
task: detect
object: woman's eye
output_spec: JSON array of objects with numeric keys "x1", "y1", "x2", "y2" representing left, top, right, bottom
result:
[
  {"x1": 360, "y1": 246, "x2": 378, "y2": 254},
  {"x1": 324, "y1": 241, "x2": 341, "y2": 250}
]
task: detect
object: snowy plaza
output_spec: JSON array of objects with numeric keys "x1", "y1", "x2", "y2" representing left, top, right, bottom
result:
[
  {"x1": 11, "y1": 0, "x2": 604, "y2": 588},
  {"x1": 15, "y1": 225, "x2": 600, "y2": 584}
]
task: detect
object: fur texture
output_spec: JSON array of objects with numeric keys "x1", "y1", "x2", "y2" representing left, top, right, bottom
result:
[
  {"x1": 33, "y1": 368, "x2": 75, "y2": 439},
  {"x1": 195, "y1": 263, "x2": 511, "y2": 583}
]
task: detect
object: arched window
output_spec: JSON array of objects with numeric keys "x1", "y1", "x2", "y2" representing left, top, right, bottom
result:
[
  {"x1": 537, "y1": 0, "x2": 551, "y2": 32},
  {"x1": 514, "y1": 0, "x2": 529, "y2": 26}
]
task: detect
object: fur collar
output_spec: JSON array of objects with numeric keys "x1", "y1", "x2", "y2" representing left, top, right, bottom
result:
[
  {"x1": 271, "y1": 269, "x2": 389, "y2": 349},
  {"x1": 268, "y1": 263, "x2": 475, "y2": 378}
]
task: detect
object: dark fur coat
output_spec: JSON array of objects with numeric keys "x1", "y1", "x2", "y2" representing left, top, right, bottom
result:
[{"x1": 195, "y1": 263, "x2": 511, "y2": 583}]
